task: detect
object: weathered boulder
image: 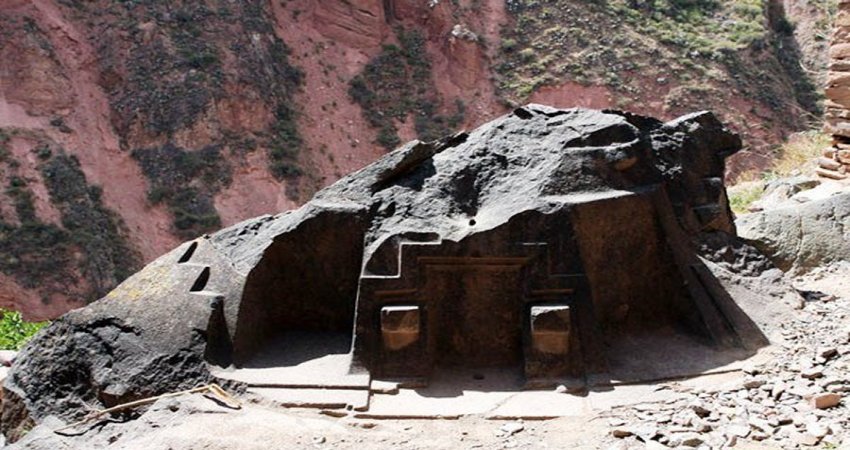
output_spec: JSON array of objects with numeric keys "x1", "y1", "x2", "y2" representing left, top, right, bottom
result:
[
  {"x1": 0, "y1": 237, "x2": 246, "y2": 441},
  {"x1": 747, "y1": 176, "x2": 820, "y2": 212},
  {"x1": 2, "y1": 105, "x2": 763, "y2": 441},
  {"x1": 737, "y1": 191, "x2": 850, "y2": 273}
]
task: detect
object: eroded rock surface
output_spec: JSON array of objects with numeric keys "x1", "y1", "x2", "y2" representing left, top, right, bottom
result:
[
  {"x1": 738, "y1": 191, "x2": 850, "y2": 273},
  {"x1": 2, "y1": 106, "x2": 760, "y2": 442}
]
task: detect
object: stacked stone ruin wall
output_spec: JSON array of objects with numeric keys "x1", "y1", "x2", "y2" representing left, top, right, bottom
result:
[{"x1": 823, "y1": 0, "x2": 850, "y2": 179}]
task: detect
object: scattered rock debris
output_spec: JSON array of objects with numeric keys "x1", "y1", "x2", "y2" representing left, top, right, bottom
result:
[{"x1": 605, "y1": 272, "x2": 850, "y2": 449}]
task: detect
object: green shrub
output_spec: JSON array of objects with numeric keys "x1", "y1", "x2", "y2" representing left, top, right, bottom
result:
[
  {"x1": 519, "y1": 48, "x2": 536, "y2": 62},
  {"x1": 376, "y1": 125, "x2": 402, "y2": 149},
  {"x1": 0, "y1": 310, "x2": 48, "y2": 350},
  {"x1": 268, "y1": 104, "x2": 303, "y2": 180},
  {"x1": 35, "y1": 144, "x2": 52, "y2": 160},
  {"x1": 501, "y1": 38, "x2": 518, "y2": 52},
  {"x1": 0, "y1": 130, "x2": 9, "y2": 162}
]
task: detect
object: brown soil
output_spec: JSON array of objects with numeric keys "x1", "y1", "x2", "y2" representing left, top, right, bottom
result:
[{"x1": 0, "y1": 0, "x2": 830, "y2": 318}]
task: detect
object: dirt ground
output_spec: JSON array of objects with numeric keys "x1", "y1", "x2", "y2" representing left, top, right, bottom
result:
[{"x1": 7, "y1": 262, "x2": 849, "y2": 450}]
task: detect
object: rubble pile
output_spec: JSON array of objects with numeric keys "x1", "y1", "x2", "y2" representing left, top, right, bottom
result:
[{"x1": 605, "y1": 282, "x2": 850, "y2": 449}]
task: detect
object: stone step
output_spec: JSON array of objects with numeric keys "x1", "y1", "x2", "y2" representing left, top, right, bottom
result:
[
  {"x1": 212, "y1": 366, "x2": 370, "y2": 390},
  {"x1": 248, "y1": 387, "x2": 369, "y2": 410},
  {"x1": 177, "y1": 241, "x2": 199, "y2": 264},
  {"x1": 189, "y1": 290, "x2": 223, "y2": 298}
]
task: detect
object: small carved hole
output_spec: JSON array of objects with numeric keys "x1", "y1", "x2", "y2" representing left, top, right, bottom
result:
[
  {"x1": 469, "y1": 219, "x2": 477, "y2": 226},
  {"x1": 178, "y1": 242, "x2": 198, "y2": 264},
  {"x1": 513, "y1": 107, "x2": 533, "y2": 120},
  {"x1": 190, "y1": 267, "x2": 210, "y2": 292}
]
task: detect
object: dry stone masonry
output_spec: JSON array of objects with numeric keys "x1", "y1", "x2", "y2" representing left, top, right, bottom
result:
[{"x1": 823, "y1": 0, "x2": 850, "y2": 180}]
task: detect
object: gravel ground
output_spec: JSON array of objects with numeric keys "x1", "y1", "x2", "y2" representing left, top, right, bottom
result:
[{"x1": 6, "y1": 263, "x2": 850, "y2": 450}]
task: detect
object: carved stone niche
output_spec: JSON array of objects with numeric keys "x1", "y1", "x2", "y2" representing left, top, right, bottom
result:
[
  {"x1": 380, "y1": 305, "x2": 420, "y2": 351},
  {"x1": 525, "y1": 304, "x2": 580, "y2": 381},
  {"x1": 530, "y1": 305, "x2": 571, "y2": 355}
]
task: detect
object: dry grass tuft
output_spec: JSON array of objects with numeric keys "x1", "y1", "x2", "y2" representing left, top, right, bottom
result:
[
  {"x1": 770, "y1": 130, "x2": 830, "y2": 178},
  {"x1": 726, "y1": 130, "x2": 828, "y2": 214}
]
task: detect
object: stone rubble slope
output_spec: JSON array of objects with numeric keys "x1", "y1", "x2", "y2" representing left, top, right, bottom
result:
[{"x1": 601, "y1": 265, "x2": 850, "y2": 450}]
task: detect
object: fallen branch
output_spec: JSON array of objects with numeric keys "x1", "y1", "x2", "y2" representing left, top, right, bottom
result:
[{"x1": 54, "y1": 383, "x2": 240, "y2": 434}]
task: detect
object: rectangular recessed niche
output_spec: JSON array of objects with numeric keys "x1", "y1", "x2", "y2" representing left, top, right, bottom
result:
[
  {"x1": 380, "y1": 305, "x2": 420, "y2": 351},
  {"x1": 530, "y1": 305, "x2": 571, "y2": 355}
]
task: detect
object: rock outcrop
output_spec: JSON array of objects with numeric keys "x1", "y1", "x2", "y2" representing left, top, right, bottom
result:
[
  {"x1": 1, "y1": 106, "x2": 767, "y2": 441},
  {"x1": 738, "y1": 191, "x2": 850, "y2": 273}
]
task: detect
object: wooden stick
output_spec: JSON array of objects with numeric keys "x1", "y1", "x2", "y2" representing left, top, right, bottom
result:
[{"x1": 54, "y1": 383, "x2": 240, "y2": 434}]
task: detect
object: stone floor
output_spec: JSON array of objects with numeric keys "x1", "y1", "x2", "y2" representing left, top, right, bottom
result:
[{"x1": 213, "y1": 329, "x2": 771, "y2": 420}]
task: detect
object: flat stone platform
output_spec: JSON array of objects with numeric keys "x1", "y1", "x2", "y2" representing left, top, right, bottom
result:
[
  {"x1": 211, "y1": 331, "x2": 772, "y2": 419},
  {"x1": 212, "y1": 332, "x2": 369, "y2": 389}
]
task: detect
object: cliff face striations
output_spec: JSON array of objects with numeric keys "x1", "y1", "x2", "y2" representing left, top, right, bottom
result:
[{"x1": 0, "y1": 0, "x2": 827, "y2": 317}]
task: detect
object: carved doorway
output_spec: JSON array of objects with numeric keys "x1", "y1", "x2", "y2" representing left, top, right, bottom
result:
[{"x1": 423, "y1": 260, "x2": 524, "y2": 368}]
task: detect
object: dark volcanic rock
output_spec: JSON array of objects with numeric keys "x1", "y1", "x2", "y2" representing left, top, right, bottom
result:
[{"x1": 2, "y1": 105, "x2": 764, "y2": 440}]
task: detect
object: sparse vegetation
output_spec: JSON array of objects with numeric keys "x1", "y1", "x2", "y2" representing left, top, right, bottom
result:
[
  {"x1": 349, "y1": 29, "x2": 466, "y2": 150},
  {"x1": 0, "y1": 310, "x2": 48, "y2": 350},
  {"x1": 0, "y1": 145, "x2": 76, "y2": 294},
  {"x1": 727, "y1": 131, "x2": 829, "y2": 214},
  {"x1": 495, "y1": 0, "x2": 820, "y2": 131},
  {"x1": 268, "y1": 104, "x2": 304, "y2": 180},
  {"x1": 498, "y1": 0, "x2": 769, "y2": 100},
  {"x1": 728, "y1": 181, "x2": 766, "y2": 214},
  {"x1": 41, "y1": 153, "x2": 141, "y2": 295},
  {"x1": 132, "y1": 144, "x2": 232, "y2": 239},
  {"x1": 770, "y1": 131, "x2": 830, "y2": 178},
  {"x1": 58, "y1": 0, "x2": 306, "y2": 193},
  {"x1": 0, "y1": 135, "x2": 139, "y2": 301},
  {"x1": 0, "y1": 130, "x2": 9, "y2": 162}
]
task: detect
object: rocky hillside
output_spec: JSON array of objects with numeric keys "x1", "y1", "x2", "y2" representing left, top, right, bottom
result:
[{"x1": 0, "y1": 0, "x2": 832, "y2": 318}]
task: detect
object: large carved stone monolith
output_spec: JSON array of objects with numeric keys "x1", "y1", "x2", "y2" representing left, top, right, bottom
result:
[{"x1": 2, "y1": 105, "x2": 768, "y2": 441}]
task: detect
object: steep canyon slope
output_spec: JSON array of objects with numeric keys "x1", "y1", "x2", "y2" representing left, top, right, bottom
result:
[{"x1": 0, "y1": 0, "x2": 830, "y2": 318}]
